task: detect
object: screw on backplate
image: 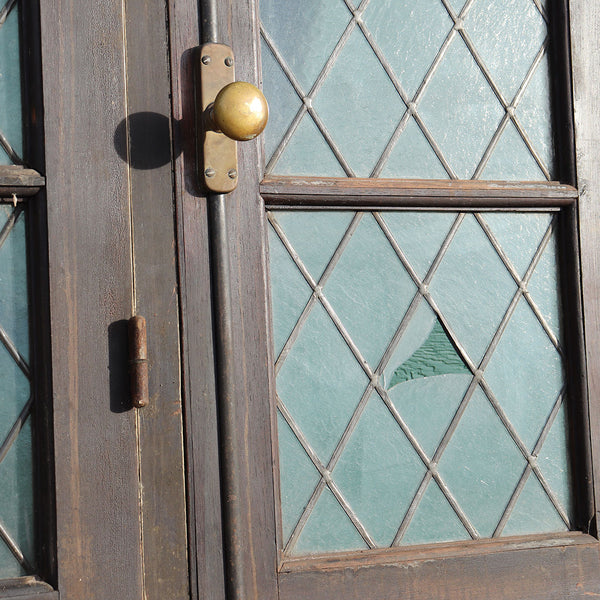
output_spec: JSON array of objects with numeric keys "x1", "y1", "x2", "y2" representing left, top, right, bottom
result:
[
  {"x1": 225, "y1": 57, "x2": 234, "y2": 67},
  {"x1": 205, "y1": 167, "x2": 216, "y2": 178},
  {"x1": 201, "y1": 55, "x2": 211, "y2": 65},
  {"x1": 228, "y1": 169, "x2": 237, "y2": 179}
]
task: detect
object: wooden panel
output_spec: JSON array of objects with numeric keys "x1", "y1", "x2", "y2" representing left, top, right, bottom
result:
[
  {"x1": 167, "y1": 2, "x2": 226, "y2": 600},
  {"x1": 570, "y1": 0, "x2": 600, "y2": 532},
  {"x1": 279, "y1": 535, "x2": 600, "y2": 600},
  {"x1": 122, "y1": 0, "x2": 190, "y2": 598},
  {"x1": 261, "y1": 177, "x2": 578, "y2": 208},
  {"x1": 38, "y1": 2, "x2": 142, "y2": 598}
]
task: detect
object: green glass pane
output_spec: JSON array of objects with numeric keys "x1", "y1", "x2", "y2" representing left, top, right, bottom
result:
[
  {"x1": 502, "y1": 474, "x2": 568, "y2": 537},
  {"x1": 382, "y1": 212, "x2": 457, "y2": 281},
  {"x1": 379, "y1": 116, "x2": 449, "y2": 179},
  {"x1": 332, "y1": 395, "x2": 425, "y2": 547},
  {"x1": 0, "y1": 344, "x2": 29, "y2": 446},
  {"x1": 0, "y1": 208, "x2": 29, "y2": 358},
  {"x1": 324, "y1": 214, "x2": 416, "y2": 368},
  {"x1": 383, "y1": 302, "x2": 472, "y2": 457},
  {"x1": 429, "y1": 214, "x2": 517, "y2": 365},
  {"x1": 480, "y1": 212, "x2": 552, "y2": 279},
  {"x1": 484, "y1": 297, "x2": 563, "y2": 451},
  {"x1": 528, "y1": 228, "x2": 561, "y2": 340},
  {"x1": 438, "y1": 388, "x2": 526, "y2": 537},
  {"x1": 363, "y1": 0, "x2": 453, "y2": 99},
  {"x1": 481, "y1": 120, "x2": 547, "y2": 181},
  {"x1": 0, "y1": 4, "x2": 23, "y2": 164},
  {"x1": 273, "y1": 211, "x2": 354, "y2": 282},
  {"x1": 274, "y1": 113, "x2": 346, "y2": 177},
  {"x1": 277, "y1": 301, "x2": 369, "y2": 463},
  {"x1": 294, "y1": 487, "x2": 368, "y2": 555},
  {"x1": 268, "y1": 224, "x2": 313, "y2": 359},
  {"x1": 277, "y1": 412, "x2": 321, "y2": 545},
  {"x1": 538, "y1": 403, "x2": 572, "y2": 516},
  {"x1": 0, "y1": 419, "x2": 34, "y2": 578},
  {"x1": 517, "y1": 52, "x2": 555, "y2": 176},
  {"x1": 260, "y1": 0, "x2": 351, "y2": 94},
  {"x1": 312, "y1": 27, "x2": 404, "y2": 177},
  {"x1": 401, "y1": 479, "x2": 470, "y2": 546},
  {"x1": 464, "y1": 0, "x2": 546, "y2": 101},
  {"x1": 418, "y1": 35, "x2": 504, "y2": 179},
  {"x1": 261, "y1": 40, "x2": 302, "y2": 166}
]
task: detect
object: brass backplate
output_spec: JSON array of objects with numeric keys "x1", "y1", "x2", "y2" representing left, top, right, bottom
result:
[{"x1": 197, "y1": 43, "x2": 237, "y2": 193}]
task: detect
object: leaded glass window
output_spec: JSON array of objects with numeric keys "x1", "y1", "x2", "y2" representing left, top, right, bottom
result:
[{"x1": 262, "y1": 0, "x2": 575, "y2": 558}]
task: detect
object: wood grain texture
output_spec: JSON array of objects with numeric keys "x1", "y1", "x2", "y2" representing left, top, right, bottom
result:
[
  {"x1": 0, "y1": 166, "x2": 44, "y2": 196},
  {"x1": 167, "y1": 2, "x2": 226, "y2": 600},
  {"x1": 210, "y1": 0, "x2": 280, "y2": 599},
  {"x1": 261, "y1": 177, "x2": 578, "y2": 208},
  {"x1": 279, "y1": 536, "x2": 600, "y2": 600},
  {"x1": 570, "y1": 0, "x2": 600, "y2": 533},
  {"x1": 39, "y1": 1, "x2": 142, "y2": 598},
  {"x1": 122, "y1": 0, "x2": 189, "y2": 597}
]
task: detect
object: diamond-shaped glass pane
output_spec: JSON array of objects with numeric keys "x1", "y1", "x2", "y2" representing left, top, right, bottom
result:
[
  {"x1": 261, "y1": 0, "x2": 555, "y2": 180},
  {"x1": 271, "y1": 210, "x2": 572, "y2": 556},
  {"x1": 0, "y1": 201, "x2": 34, "y2": 577},
  {"x1": 332, "y1": 395, "x2": 426, "y2": 546},
  {"x1": 0, "y1": 2, "x2": 22, "y2": 165}
]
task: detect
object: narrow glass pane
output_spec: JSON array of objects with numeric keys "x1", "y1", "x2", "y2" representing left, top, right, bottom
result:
[
  {"x1": 0, "y1": 205, "x2": 35, "y2": 576},
  {"x1": 270, "y1": 211, "x2": 571, "y2": 556},
  {"x1": 261, "y1": 0, "x2": 555, "y2": 180},
  {"x1": 0, "y1": 1, "x2": 23, "y2": 164}
]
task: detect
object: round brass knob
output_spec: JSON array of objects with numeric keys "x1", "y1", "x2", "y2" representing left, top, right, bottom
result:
[{"x1": 211, "y1": 81, "x2": 269, "y2": 141}]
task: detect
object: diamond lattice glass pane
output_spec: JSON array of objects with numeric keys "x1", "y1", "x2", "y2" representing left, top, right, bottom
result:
[
  {"x1": 271, "y1": 211, "x2": 573, "y2": 554},
  {"x1": 463, "y1": 0, "x2": 546, "y2": 101},
  {"x1": 417, "y1": 35, "x2": 504, "y2": 179},
  {"x1": 0, "y1": 418, "x2": 34, "y2": 578},
  {"x1": 268, "y1": 224, "x2": 313, "y2": 358},
  {"x1": 437, "y1": 388, "x2": 526, "y2": 537},
  {"x1": 480, "y1": 212, "x2": 552, "y2": 279},
  {"x1": 311, "y1": 27, "x2": 405, "y2": 176},
  {"x1": 294, "y1": 487, "x2": 368, "y2": 555},
  {"x1": 277, "y1": 301, "x2": 369, "y2": 463},
  {"x1": 401, "y1": 479, "x2": 470, "y2": 546},
  {"x1": 324, "y1": 213, "x2": 416, "y2": 368},
  {"x1": 332, "y1": 395, "x2": 426, "y2": 547},
  {"x1": 0, "y1": 203, "x2": 34, "y2": 577},
  {"x1": 0, "y1": 2, "x2": 23, "y2": 164},
  {"x1": 261, "y1": 1, "x2": 554, "y2": 180},
  {"x1": 502, "y1": 474, "x2": 568, "y2": 536},
  {"x1": 484, "y1": 297, "x2": 563, "y2": 451},
  {"x1": 0, "y1": 207, "x2": 29, "y2": 357},
  {"x1": 383, "y1": 302, "x2": 471, "y2": 458},
  {"x1": 277, "y1": 412, "x2": 321, "y2": 545},
  {"x1": 429, "y1": 214, "x2": 517, "y2": 365},
  {"x1": 362, "y1": 0, "x2": 453, "y2": 99}
]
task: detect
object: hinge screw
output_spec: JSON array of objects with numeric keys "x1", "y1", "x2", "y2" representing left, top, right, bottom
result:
[
  {"x1": 225, "y1": 57, "x2": 233, "y2": 67},
  {"x1": 228, "y1": 169, "x2": 237, "y2": 179},
  {"x1": 205, "y1": 167, "x2": 216, "y2": 177},
  {"x1": 201, "y1": 55, "x2": 211, "y2": 65}
]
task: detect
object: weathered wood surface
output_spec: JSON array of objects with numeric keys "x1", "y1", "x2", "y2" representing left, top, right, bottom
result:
[
  {"x1": 570, "y1": 0, "x2": 600, "y2": 536},
  {"x1": 39, "y1": 1, "x2": 141, "y2": 598},
  {"x1": 167, "y1": 1, "x2": 226, "y2": 599},
  {"x1": 261, "y1": 176, "x2": 578, "y2": 208},
  {"x1": 122, "y1": 0, "x2": 189, "y2": 597},
  {"x1": 279, "y1": 535, "x2": 600, "y2": 600},
  {"x1": 0, "y1": 166, "x2": 44, "y2": 196}
]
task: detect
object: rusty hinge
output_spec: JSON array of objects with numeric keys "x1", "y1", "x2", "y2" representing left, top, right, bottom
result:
[{"x1": 128, "y1": 316, "x2": 149, "y2": 409}]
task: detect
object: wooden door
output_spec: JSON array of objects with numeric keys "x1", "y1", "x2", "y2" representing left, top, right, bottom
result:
[{"x1": 176, "y1": 0, "x2": 600, "y2": 599}]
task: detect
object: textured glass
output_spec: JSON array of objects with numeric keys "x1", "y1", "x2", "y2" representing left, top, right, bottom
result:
[
  {"x1": 270, "y1": 210, "x2": 571, "y2": 556},
  {"x1": 260, "y1": 0, "x2": 555, "y2": 180},
  {"x1": 0, "y1": 204, "x2": 35, "y2": 577},
  {"x1": 0, "y1": 2, "x2": 23, "y2": 164}
]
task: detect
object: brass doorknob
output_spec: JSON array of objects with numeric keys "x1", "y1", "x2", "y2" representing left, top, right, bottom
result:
[{"x1": 209, "y1": 81, "x2": 269, "y2": 141}]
